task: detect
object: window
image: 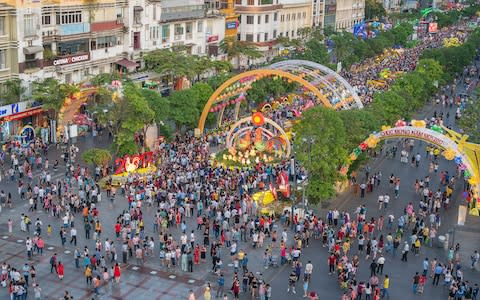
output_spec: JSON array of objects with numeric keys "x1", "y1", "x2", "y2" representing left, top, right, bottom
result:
[
  {"x1": 134, "y1": 11, "x2": 141, "y2": 25},
  {"x1": 235, "y1": 0, "x2": 242, "y2": 4},
  {"x1": 291, "y1": 30, "x2": 294, "y2": 36},
  {"x1": 273, "y1": 30, "x2": 277, "y2": 38},
  {"x1": 273, "y1": 12, "x2": 278, "y2": 22},
  {"x1": 246, "y1": 34, "x2": 253, "y2": 42},
  {"x1": 0, "y1": 16, "x2": 4, "y2": 35},
  {"x1": 0, "y1": 49, "x2": 6, "y2": 69},
  {"x1": 257, "y1": 33, "x2": 260, "y2": 42},
  {"x1": 281, "y1": 15, "x2": 284, "y2": 22},
  {"x1": 174, "y1": 24, "x2": 184, "y2": 40},
  {"x1": 162, "y1": 25, "x2": 170, "y2": 43},
  {"x1": 285, "y1": 31, "x2": 288, "y2": 37},
  {"x1": 247, "y1": 0, "x2": 255, "y2": 4},
  {"x1": 197, "y1": 21, "x2": 203, "y2": 33},
  {"x1": 265, "y1": 14, "x2": 269, "y2": 23},
  {"x1": 258, "y1": 15, "x2": 261, "y2": 24},
  {"x1": 292, "y1": 13, "x2": 295, "y2": 20},
  {"x1": 55, "y1": 11, "x2": 82, "y2": 25},
  {"x1": 42, "y1": 14, "x2": 51, "y2": 25},
  {"x1": 97, "y1": 36, "x2": 117, "y2": 49},
  {"x1": 287, "y1": 14, "x2": 290, "y2": 21},
  {"x1": 186, "y1": 22, "x2": 193, "y2": 39},
  {"x1": 237, "y1": 33, "x2": 241, "y2": 41},
  {"x1": 303, "y1": 12, "x2": 306, "y2": 19},
  {"x1": 246, "y1": 16, "x2": 254, "y2": 24},
  {"x1": 24, "y1": 14, "x2": 35, "y2": 36},
  {"x1": 279, "y1": 32, "x2": 283, "y2": 37},
  {"x1": 25, "y1": 54, "x2": 37, "y2": 69},
  {"x1": 264, "y1": 32, "x2": 268, "y2": 41},
  {"x1": 260, "y1": 0, "x2": 273, "y2": 3},
  {"x1": 297, "y1": 13, "x2": 301, "y2": 20},
  {"x1": 150, "y1": 25, "x2": 160, "y2": 40}
]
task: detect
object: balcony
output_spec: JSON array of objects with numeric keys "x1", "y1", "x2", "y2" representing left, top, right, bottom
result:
[{"x1": 60, "y1": 23, "x2": 90, "y2": 36}]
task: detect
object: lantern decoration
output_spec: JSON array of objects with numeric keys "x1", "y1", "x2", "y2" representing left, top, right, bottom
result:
[
  {"x1": 209, "y1": 108, "x2": 215, "y2": 113},
  {"x1": 350, "y1": 153, "x2": 358, "y2": 161},
  {"x1": 353, "y1": 147, "x2": 362, "y2": 156},
  {"x1": 395, "y1": 120, "x2": 407, "y2": 127},
  {"x1": 459, "y1": 163, "x2": 467, "y2": 171},
  {"x1": 464, "y1": 169, "x2": 471, "y2": 178},
  {"x1": 251, "y1": 112, "x2": 265, "y2": 127},
  {"x1": 411, "y1": 119, "x2": 426, "y2": 128},
  {"x1": 442, "y1": 148, "x2": 456, "y2": 160},
  {"x1": 431, "y1": 125, "x2": 443, "y2": 134},
  {"x1": 359, "y1": 142, "x2": 368, "y2": 151}
]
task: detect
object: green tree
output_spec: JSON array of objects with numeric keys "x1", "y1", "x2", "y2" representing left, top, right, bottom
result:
[
  {"x1": 415, "y1": 58, "x2": 444, "y2": 93},
  {"x1": 368, "y1": 90, "x2": 408, "y2": 125},
  {"x1": 32, "y1": 78, "x2": 79, "y2": 116},
  {"x1": 169, "y1": 89, "x2": 200, "y2": 130},
  {"x1": 219, "y1": 36, "x2": 262, "y2": 68},
  {"x1": 293, "y1": 107, "x2": 348, "y2": 203},
  {"x1": 458, "y1": 95, "x2": 480, "y2": 143},
  {"x1": 140, "y1": 88, "x2": 170, "y2": 125},
  {"x1": 0, "y1": 79, "x2": 25, "y2": 104},
  {"x1": 90, "y1": 73, "x2": 121, "y2": 86},
  {"x1": 391, "y1": 72, "x2": 428, "y2": 110},
  {"x1": 365, "y1": 0, "x2": 387, "y2": 20},
  {"x1": 82, "y1": 148, "x2": 112, "y2": 167},
  {"x1": 338, "y1": 110, "x2": 380, "y2": 151},
  {"x1": 294, "y1": 39, "x2": 330, "y2": 66}
]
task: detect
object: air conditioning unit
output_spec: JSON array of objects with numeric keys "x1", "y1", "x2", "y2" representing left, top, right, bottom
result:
[{"x1": 152, "y1": 40, "x2": 157, "y2": 45}]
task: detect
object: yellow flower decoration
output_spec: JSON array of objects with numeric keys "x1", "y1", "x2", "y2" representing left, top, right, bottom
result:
[
  {"x1": 468, "y1": 176, "x2": 479, "y2": 186},
  {"x1": 442, "y1": 148, "x2": 456, "y2": 160},
  {"x1": 366, "y1": 135, "x2": 380, "y2": 148},
  {"x1": 411, "y1": 119, "x2": 426, "y2": 128},
  {"x1": 381, "y1": 125, "x2": 391, "y2": 132}
]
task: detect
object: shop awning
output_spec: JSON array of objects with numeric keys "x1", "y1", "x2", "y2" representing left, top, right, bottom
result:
[
  {"x1": 23, "y1": 46, "x2": 44, "y2": 55},
  {"x1": 116, "y1": 58, "x2": 139, "y2": 69}
]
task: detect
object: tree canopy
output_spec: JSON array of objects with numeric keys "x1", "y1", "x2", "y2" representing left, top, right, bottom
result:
[{"x1": 293, "y1": 107, "x2": 348, "y2": 203}]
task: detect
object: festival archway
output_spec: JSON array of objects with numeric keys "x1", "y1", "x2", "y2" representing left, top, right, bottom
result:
[
  {"x1": 345, "y1": 121, "x2": 480, "y2": 215},
  {"x1": 196, "y1": 60, "x2": 363, "y2": 135}
]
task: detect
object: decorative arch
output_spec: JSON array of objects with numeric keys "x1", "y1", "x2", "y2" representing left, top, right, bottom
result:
[
  {"x1": 346, "y1": 123, "x2": 480, "y2": 215},
  {"x1": 197, "y1": 69, "x2": 333, "y2": 134},
  {"x1": 268, "y1": 60, "x2": 364, "y2": 110}
]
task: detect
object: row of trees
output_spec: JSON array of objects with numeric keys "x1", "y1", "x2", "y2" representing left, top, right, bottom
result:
[{"x1": 296, "y1": 28, "x2": 480, "y2": 203}]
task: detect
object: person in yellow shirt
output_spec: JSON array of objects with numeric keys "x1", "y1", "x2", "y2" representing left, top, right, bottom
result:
[{"x1": 381, "y1": 274, "x2": 390, "y2": 298}]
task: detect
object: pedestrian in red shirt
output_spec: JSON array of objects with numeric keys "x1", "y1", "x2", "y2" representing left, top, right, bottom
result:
[{"x1": 57, "y1": 261, "x2": 64, "y2": 280}]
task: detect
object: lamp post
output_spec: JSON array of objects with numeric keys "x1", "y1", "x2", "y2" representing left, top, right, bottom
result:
[{"x1": 301, "y1": 137, "x2": 314, "y2": 212}]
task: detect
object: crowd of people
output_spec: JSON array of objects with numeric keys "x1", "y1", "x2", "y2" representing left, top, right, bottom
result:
[{"x1": 0, "y1": 19, "x2": 479, "y2": 300}]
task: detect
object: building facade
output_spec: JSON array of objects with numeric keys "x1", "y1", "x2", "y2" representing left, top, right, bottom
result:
[
  {"x1": 312, "y1": 0, "x2": 325, "y2": 27},
  {"x1": 0, "y1": 2, "x2": 18, "y2": 86},
  {"x1": 334, "y1": 0, "x2": 364, "y2": 30}
]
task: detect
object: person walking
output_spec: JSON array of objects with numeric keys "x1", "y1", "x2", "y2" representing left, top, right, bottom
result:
[
  {"x1": 376, "y1": 255, "x2": 385, "y2": 275},
  {"x1": 113, "y1": 263, "x2": 121, "y2": 284},
  {"x1": 471, "y1": 250, "x2": 479, "y2": 269},
  {"x1": 57, "y1": 261, "x2": 64, "y2": 280},
  {"x1": 204, "y1": 283, "x2": 211, "y2": 300},
  {"x1": 432, "y1": 263, "x2": 443, "y2": 286},
  {"x1": 401, "y1": 242, "x2": 409, "y2": 262},
  {"x1": 287, "y1": 270, "x2": 297, "y2": 294},
  {"x1": 370, "y1": 260, "x2": 378, "y2": 277},
  {"x1": 50, "y1": 253, "x2": 58, "y2": 273},
  {"x1": 381, "y1": 275, "x2": 390, "y2": 299},
  {"x1": 216, "y1": 274, "x2": 225, "y2": 298},
  {"x1": 412, "y1": 272, "x2": 420, "y2": 294}
]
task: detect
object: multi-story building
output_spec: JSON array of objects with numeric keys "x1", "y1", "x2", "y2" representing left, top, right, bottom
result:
[
  {"x1": 235, "y1": 0, "x2": 312, "y2": 62},
  {"x1": 149, "y1": 0, "x2": 225, "y2": 58},
  {"x1": 312, "y1": 0, "x2": 325, "y2": 27},
  {"x1": 278, "y1": 0, "x2": 312, "y2": 39},
  {"x1": 0, "y1": 2, "x2": 18, "y2": 85},
  {"x1": 324, "y1": 0, "x2": 364, "y2": 30}
]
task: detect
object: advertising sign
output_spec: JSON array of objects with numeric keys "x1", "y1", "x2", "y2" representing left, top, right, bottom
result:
[
  {"x1": 428, "y1": 22, "x2": 438, "y2": 33},
  {"x1": 53, "y1": 53, "x2": 90, "y2": 66},
  {"x1": 226, "y1": 21, "x2": 238, "y2": 29}
]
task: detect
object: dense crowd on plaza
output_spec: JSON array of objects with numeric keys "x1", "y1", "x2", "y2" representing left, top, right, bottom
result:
[
  {"x1": 0, "y1": 21, "x2": 479, "y2": 300},
  {"x1": 342, "y1": 23, "x2": 469, "y2": 104}
]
